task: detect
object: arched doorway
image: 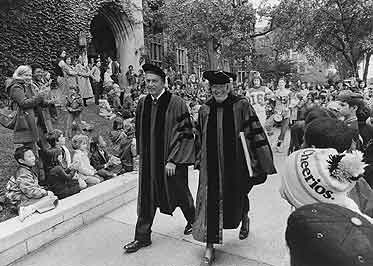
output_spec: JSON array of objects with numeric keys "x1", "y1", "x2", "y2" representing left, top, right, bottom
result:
[
  {"x1": 89, "y1": 13, "x2": 117, "y2": 61},
  {"x1": 86, "y1": 1, "x2": 144, "y2": 90}
]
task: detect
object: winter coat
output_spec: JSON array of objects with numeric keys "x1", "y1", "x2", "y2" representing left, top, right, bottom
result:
[
  {"x1": 6, "y1": 165, "x2": 48, "y2": 206},
  {"x1": 6, "y1": 79, "x2": 50, "y2": 144}
]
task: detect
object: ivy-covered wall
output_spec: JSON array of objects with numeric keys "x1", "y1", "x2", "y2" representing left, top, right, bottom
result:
[{"x1": 0, "y1": 0, "x2": 137, "y2": 92}]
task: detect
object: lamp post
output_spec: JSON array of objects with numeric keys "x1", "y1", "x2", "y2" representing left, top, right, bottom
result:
[{"x1": 79, "y1": 32, "x2": 88, "y2": 65}]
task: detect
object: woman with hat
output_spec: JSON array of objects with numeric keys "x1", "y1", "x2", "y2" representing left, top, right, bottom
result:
[{"x1": 193, "y1": 70, "x2": 276, "y2": 265}]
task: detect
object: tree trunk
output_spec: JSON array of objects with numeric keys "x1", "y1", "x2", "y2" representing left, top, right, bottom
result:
[
  {"x1": 363, "y1": 53, "x2": 372, "y2": 82},
  {"x1": 352, "y1": 60, "x2": 359, "y2": 79},
  {"x1": 207, "y1": 39, "x2": 217, "y2": 69}
]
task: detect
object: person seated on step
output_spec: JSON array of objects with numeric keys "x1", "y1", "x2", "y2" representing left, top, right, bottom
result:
[
  {"x1": 98, "y1": 95, "x2": 116, "y2": 120},
  {"x1": 109, "y1": 117, "x2": 136, "y2": 174},
  {"x1": 71, "y1": 134, "x2": 102, "y2": 189},
  {"x1": 5, "y1": 146, "x2": 58, "y2": 221},
  {"x1": 107, "y1": 83, "x2": 122, "y2": 113},
  {"x1": 46, "y1": 148, "x2": 81, "y2": 199},
  {"x1": 89, "y1": 134, "x2": 121, "y2": 180},
  {"x1": 43, "y1": 129, "x2": 80, "y2": 199}
]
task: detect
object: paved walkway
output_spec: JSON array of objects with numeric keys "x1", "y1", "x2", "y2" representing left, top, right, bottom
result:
[{"x1": 12, "y1": 130, "x2": 291, "y2": 266}]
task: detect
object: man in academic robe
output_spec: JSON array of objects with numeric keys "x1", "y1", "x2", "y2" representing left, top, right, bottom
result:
[
  {"x1": 123, "y1": 64, "x2": 196, "y2": 253},
  {"x1": 193, "y1": 71, "x2": 276, "y2": 265}
]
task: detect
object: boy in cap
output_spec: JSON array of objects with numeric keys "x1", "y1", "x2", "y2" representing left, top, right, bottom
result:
[
  {"x1": 286, "y1": 203, "x2": 373, "y2": 266},
  {"x1": 123, "y1": 64, "x2": 196, "y2": 253},
  {"x1": 280, "y1": 117, "x2": 373, "y2": 223},
  {"x1": 305, "y1": 117, "x2": 373, "y2": 218},
  {"x1": 193, "y1": 70, "x2": 276, "y2": 264}
]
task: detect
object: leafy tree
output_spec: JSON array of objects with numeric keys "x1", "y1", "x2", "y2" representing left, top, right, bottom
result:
[
  {"x1": 251, "y1": 53, "x2": 298, "y2": 81},
  {"x1": 143, "y1": 0, "x2": 165, "y2": 35},
  {"x1": 272, "y1": 0, "x2": 373, "y2": 79},
  {"x1": 156, "y1": 0, "x2": 257, "y2": 69}
]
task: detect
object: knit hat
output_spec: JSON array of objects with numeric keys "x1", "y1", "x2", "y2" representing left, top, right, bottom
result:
[
  {"x1": 286, "y1": 203, "x2": 373, "y2": 266},
  {"x1": 281, "y1": 148, "x2": 367, "y2": 209}
]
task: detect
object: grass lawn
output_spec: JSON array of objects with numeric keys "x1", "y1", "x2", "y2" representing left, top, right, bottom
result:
[{"x1": 0, "y1": 103, "x2": 117, "y2": 222}]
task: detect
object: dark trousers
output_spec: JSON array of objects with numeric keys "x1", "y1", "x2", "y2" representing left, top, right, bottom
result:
[
  {"x1": 92, "y1": 81, "x2": 101, "y2": 105},
  {"x1": 242, "y1": 194, "x2": 250, "y2": 219},
  {"x1": 278, "y1": 118, "x2": 290, "y2": 142},
  {"x1": 134, "y1": 169, "x2": 195, "y2": 242},
  {"x1": 120, "y1": 91, "x2": 124, "y2": 106}
]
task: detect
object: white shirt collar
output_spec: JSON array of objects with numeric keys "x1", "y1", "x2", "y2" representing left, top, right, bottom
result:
[{"x1": 151, "y1": 89, "x2": 165, "y2": 101}]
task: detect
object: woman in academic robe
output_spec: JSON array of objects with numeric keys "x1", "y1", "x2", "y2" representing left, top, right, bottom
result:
[{"x1": 193, "y1": 71, "x2": 276, "y2": 266}]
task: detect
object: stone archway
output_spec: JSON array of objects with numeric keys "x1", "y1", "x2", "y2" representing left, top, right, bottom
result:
[
  {"x1": 88, "y1": 1, "x2": 144, "y2": 87},
  {"x1": 89, "y1": 14, "x2": 117, "y2": 59}
]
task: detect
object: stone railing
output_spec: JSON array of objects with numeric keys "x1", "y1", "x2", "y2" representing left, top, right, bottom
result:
[{"x1": 0, "y1": 173, "x2": 138, "y2": 266}]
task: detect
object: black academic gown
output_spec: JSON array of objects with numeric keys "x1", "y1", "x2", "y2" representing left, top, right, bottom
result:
[
  {"x1": 193, "y1": 94, "x2": 276, "y2": 244},
  {"x1": 135, "y1": 91, "x2": 195, "y2": 220}
]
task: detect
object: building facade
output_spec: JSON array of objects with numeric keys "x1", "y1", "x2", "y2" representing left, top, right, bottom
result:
[
  {"x1": 144, "y1": 33, "x2": 189, "y2": 74},
  {"x1": 0, "y1": 0, "x2": 144, "y2": 87}
]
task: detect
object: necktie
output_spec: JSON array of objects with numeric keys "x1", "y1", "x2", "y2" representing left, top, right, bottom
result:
[{"x1": 153, "y1": 98, "x2": 158, "y2": 105}]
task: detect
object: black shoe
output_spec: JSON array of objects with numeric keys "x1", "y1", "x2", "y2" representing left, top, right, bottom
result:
[
  {"x1": 184, "y1": 222, "x2": 193, "y2": 235},
  {"x1": 239, "y1": 217, "x2": 250, "y2": 240},
  {"x1": 123, "y1": 240, "x2": 151, "y2": 253}
]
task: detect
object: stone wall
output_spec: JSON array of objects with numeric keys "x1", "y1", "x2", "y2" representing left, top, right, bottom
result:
[{"x1": 0, "y1": 0, "x2": 143, "y2": 93}]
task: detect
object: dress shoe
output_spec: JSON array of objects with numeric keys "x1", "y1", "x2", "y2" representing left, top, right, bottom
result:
[
  {"x1": 200, "y1": 249, "x2": 215, "y2": 266},
  {"x1": 184, "y1": 222, "x2": 193, "y2": 235},
  {"x1": 239, "y1": 217, "x2": 250, "y2": 240},
  {"x1": 123, "y1": 240, "x2": 151, "y2": 253}
]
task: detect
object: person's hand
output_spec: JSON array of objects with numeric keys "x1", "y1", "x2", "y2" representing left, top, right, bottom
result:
[
  {"x1": 165, "y1": 162, "x2": 176, "y2": 176},
  {"x1": 47, "y1": 191, "x2": 54, "y2": 197}
]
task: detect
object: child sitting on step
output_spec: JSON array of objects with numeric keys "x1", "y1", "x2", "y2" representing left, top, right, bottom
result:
[
  {"x1": 6, "y1": 146, "x2": 58, "y2": 221},
  {"x1": 110, "y1": 117, "x2": 136, "y2": 173},
  {"x1": 89, "y1": 134, "x2": 121, "y2": 179},
  {"x1": 98, "y1": 95, "x2": 116, "y2": 120},
  {"x1": 71, "y1": 134, "x2": 102, "y2": 189}
]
